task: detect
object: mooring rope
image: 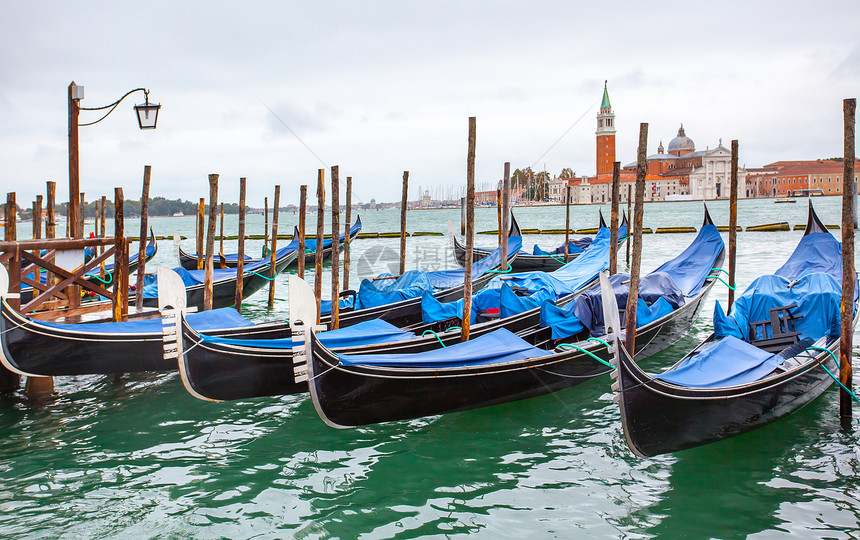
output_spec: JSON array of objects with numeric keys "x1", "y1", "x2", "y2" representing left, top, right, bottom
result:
[{"x1": 806, "y1": 346, "x2": 860, "y2": 402}]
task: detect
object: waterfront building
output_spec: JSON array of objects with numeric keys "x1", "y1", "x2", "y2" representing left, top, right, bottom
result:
[{"x1": 745, "y1": 159, "x2": 860, "y2": 198}]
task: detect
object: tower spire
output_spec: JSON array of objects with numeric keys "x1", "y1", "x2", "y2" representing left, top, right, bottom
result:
[{"x1": 601, "y1": 80, "x2": 611, "y2": 110}]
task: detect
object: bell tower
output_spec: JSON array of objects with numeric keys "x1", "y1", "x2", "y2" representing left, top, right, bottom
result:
[{"x1": 595, "y1": 81, "x2": 616, "y2": 177}]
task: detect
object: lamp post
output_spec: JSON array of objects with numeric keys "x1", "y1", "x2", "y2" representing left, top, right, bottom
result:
[{"x1": 67, "y1": 81, "x2": 160, "y2": 238}]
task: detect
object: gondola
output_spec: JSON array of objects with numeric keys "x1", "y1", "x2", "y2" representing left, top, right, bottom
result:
[
  {"x1": 177, "y1": 216, "x2": 361, "y2": 271},
  {"x1": 139, "y1": 233, "x2": 299, "y2": 311},
  {"x1": 304, "y1": 206, "x2": 724, "y2": 428},
  {"x1": 452, "y1": 211, "x2": 626, "y2": 272},
  {"x1": 610, "y1": 201, "x2": 857, "y2": 457},
  {"x1": 0, "y1": 266, "x2": 291, "y2": 377},
  {"x1": 177, "y1": 219, "x2": 619, "y2": 401},
  {"x1": 19, "y1": 228, "x2": 158, "y2": 304}
]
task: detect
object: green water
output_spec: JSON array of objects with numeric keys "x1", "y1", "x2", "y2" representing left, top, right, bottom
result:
[{"x1": 2, "y1": 197, "x2": 860, "y2": 538}]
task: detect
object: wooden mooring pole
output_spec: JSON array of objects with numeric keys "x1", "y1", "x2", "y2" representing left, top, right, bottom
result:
[
  {"x1": 626, "y1": 184, "x2": 632, "y2": 267},
  {"x1": 196, "y1": 198, "x2": 205, "y2": 270},
  {"x1": 0, "y1": 194, "x2": 20, "y2": 393},
  {"x1": 268, "y1": 185, "x2": 280, "y2": 308},
  {"x1": 462, "y1": 117, "x2": 476, "y2": 342},
  {"x1": 204, "y1": 174, "x2": 219, "y2": 311},
  {"x1": 840, "y1": 97, "x2": 856, "y2": 427},
  {"x1": 235, "y1": 177, "x2": 246, "y2": 311},
  {"x1": 609, "y1": 162, "x2": 620, "y2": 274},
  {"x1": 112, "y1": 188, "x2": 128, "y2": 322},
  {"x1": 331, "y1": 167, "x2": 341, "y2": 329},
  {"x1": 625, "y1": 123, "x2": 648, "y2": 353},
  {"x1": 315, "y1": 169, "x2": 325, "y2": 324},
  {"x1": 728, "y1": 141, "x2": 739, "y2": 310},
  {"x1": 400, "y1": 171, "x2": 409, "y2": 276},
  {"x1": 343, "y1": 177, "x2": 352, "y2": 291},
  {"x1": 263, "y1": 196, "x2": 269, "y2": 258},
  {"x1": 501, "y1": 163, "x2": 510, "y2": 272},
  {"x1": 219, "y1": 203, "x2": 225, "y2": 265},
  {"x1": 33, "y1": 195, "x2": 42, "y2": 239},
  {"x1": 135, "y1": 165, "x2": 151, "y2": 308},
  {"x1": 460, "y1": 196, "x2": 466, "y2": 236},
  {"x1": 564, "y1": 185, "x2": 571, "y2": 262},
  {"x1": 46, "y1": 182, "x2": 56, "y2": 239},
  {"x1": 298, "y1": 185, "x2": 307, "y2": 279},
  {"x1": 98, "y1": 195, "x2": 106, "y2": 280},
  {"x1": 497, "y1": 187, "x2": 502, "y2": 246}
]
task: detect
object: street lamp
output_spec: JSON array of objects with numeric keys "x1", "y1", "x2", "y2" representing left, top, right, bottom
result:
[{"x1": 68, "y1": 81, "x2": 161, "y2": 238}]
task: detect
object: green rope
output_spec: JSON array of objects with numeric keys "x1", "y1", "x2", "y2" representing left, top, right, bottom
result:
[
  {"x1": 487, "y1": 263, "x2": 513, "y2": 274},
  {"x1": 710, "y1": 267, "x2": 730, "y2": 277},
  {"x1": 550, "y1": 254, "x2": 567, "y2": 263},
  {"x1": 806, "y1": 346, "x2": 860, "y2": 403},
  {"x1": 445, "y1": 326, "x2": 462, "y2": 332},
  {"x1": 85, "y1": 273, "x2": 112, "y2": 284},
  {"x1": 422, "y1": 330, "x2": 446, "y2": 348},
  {"x1": 712, "y1": 276, "x2": 736, "y2": 290},
  {"x1": 587, "y1": 337, "x2": 611, "y2": 348},
  {"x1": 556, "y1": 343, "x2": 612, "y2": 368},
  {"x1": 248, "y1": 271, "x2": 277, "y2": 281}
]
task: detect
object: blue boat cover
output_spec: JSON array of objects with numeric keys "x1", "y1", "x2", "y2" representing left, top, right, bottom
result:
[
  {"x1": 654, "y1": 336, "x2": 784, "y2": 388},
  {"x1": 540, "y1": 272, "x2": 684, "y2": 339},
  {"x1": 533, "y1": 240, "x2": 586, "y2": 257},
  {"x1": 199, "y1": 318, "x2": 414, "y2": 349},
  {"x1": 36, "y1": 307, "x2": 255, "y2": 334},
  {"x1": 712, "y1": 272, "x2": 842, "y2": 343},
  {"x1": 421, "y1": 226, "x2": 612, "y2": 324},
  {"x1": 319, "y1": 296, "x2": 356, "y2": 315},
  {"x1": 650, "y1": 223, "x2": 724, "y2": 296},
  {"x1": 539, "y1": 224, "x2": 722, "y2": 340},
  {"x1": 336, "y1": 327, "x2": 552, "y2": 368},
  {"x1": 355, "y1": 236, "x2": 523, "y2": 311},
  {"x1": 774, "y1": 232, "x2": 842, "y2": 282}
]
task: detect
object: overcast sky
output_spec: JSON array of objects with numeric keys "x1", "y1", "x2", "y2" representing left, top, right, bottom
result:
[{"x1": 1, "y1": 1, "x2": 858, "y2": 207}]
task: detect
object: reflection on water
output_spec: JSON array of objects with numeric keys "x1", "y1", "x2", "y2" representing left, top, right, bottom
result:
[{"x1": 2, "y1": 197, "x2": 860, "y2": 537}]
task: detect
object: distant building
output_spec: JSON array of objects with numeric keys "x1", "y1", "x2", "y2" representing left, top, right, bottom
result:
[{"x1": 745, "y1": 159, "x2": 860, "y2": 198}]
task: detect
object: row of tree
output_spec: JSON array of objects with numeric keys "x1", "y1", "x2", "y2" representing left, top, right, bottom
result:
[
  {"x1": 510, "y1": 167, "x2": 575, "y2": 201},
  {"x1": 2, "y1": 197, "x2": 245, "y2": 220}
]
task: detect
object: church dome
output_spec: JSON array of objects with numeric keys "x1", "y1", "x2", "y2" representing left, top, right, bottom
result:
[{"x1": 667, "y1": 124, "x2": 695, "y2": 155}]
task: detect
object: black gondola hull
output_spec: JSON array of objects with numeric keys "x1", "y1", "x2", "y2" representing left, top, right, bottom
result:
[{"x1": 307, "y1": 277, "x2": 719, "y2": 427}]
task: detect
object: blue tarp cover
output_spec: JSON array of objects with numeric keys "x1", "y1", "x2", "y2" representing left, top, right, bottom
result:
[
  {"x1": 539, "y1": 223, "x2": 722, "y2": 340},
  {"x1": 355, "y1": 236, "x2": 523, "y2": 311},
  {"x1": 37, "y1": 307, "x2": 255, "y2": 334},
  {"x1": 199, "y1": 318, "x2": 414, "y2": 349},
  {"x1": 533, "y1": 240, "x2": 587, "y2": 256},
  {"x1": 421, "y1": 226, "x2": 612, "y2": 324},
  {"x1": 337, "y1": 327, "x2": 552, "y2": 368},
  {"x1": 654, "y1": 336, "x2": 783, "y2": 388},
  {"x1": 774, "y1": 232, "x2": 842, "y2": 282},
  {"x1": 713, "y1": 272, "x2": 842, "y2": 343}
]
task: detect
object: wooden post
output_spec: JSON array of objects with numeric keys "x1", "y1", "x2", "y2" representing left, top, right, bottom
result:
[
  {"x1": 298, "y1": 185, "x2": 307, "y2": 279},
  {"x1": 343, "y1": 177, "x2": 352, "y2": 291},
  {"x1": 112, "y1": 188, "x2": 127, "y2": 322},
  {"x1": 400, "y1": 171, "x2": 409, "y2": 276},
  {"x1": 33, "y1": 195, "x2": 42, "y2": 239},
  {"x1": 79, "y1": 193, "x2": 86, "y2": 236},
  {"x1": 497, "y1": 188, "x2": 502, "y2": 246},
  {"x1": 267, "y1": 185, "x2": 280, "y2": 308},
  {"x1": 5, "y1": 193, "x2": 16, "y2": 241},
  {"x1": 460, "y1": 196, "x2": 466, "y2": 236},
  {"x1": 263, "y1": 196, "x2": 269, "y2": 258},
  {"x1": 203, "y1": 174, "x2": 219, "y2": 311},
  {"x1": 501, "y1": 163, "x2": 510, "y2": 272},
  {"x1": 625, "y1": 123, "x2": 648, "y2": 353},
  {"x1": 840, "y1": 97, "x2": 856, "y2": 427},
  {"x1": 626, "y1": 184, "x2": 632, "y2": 266},
  {"x1": 235, "y1": 177, "x2": 247, "y2": 311},
  {"x1": 610, "y1": 162, "x2": 621, "y2": 274},
  {"x1": 219, "y1": 203, "x2": 225, "y2": 261},
  {"x1": 99, "y1": 195, "x2": 106, "y2": 280},
  {"x1": 462, "y1": 117, "x2": 476, "y2": 342},
  {"x1": 315, "y1": 169, "x2": 325, "y2": 324},
  {"x1": 331, "y1": 167, "x2": 341, "y2": 329},
  {"x1": 728, "y1": 141, "x2": 739, "y2": 310},
  {"x1": 196, "y1": 197, "x2": 205, "y2": 270},
  {"x1": 68, "y1": 82, "x2": 81, "y2": 240},
  {"x1": 46, "y1": 182, "x2": 56, "y2": 239},
  {"x1": 564, "y1": 185, "x2": 571, "y2": 262},
  {"x1": 135, "y1": 165, "x2": 151, "y2": 308}
]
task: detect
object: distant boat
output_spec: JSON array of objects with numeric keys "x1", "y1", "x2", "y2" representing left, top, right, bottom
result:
[
  {"x1": 775, "y1": 197, "x2": 797, "y2": 204},
  {"x1": 172, "y1": 211, "x2": 185, "y2": 217}
]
